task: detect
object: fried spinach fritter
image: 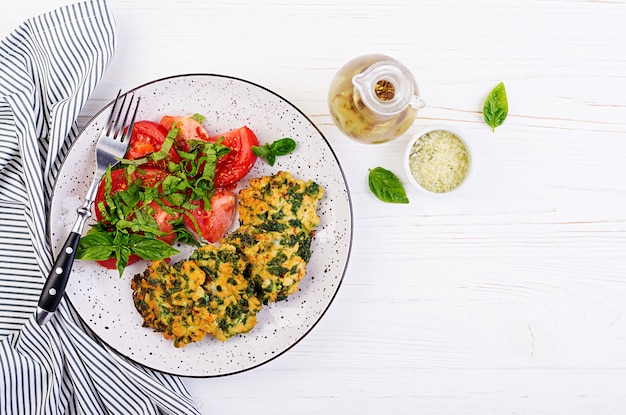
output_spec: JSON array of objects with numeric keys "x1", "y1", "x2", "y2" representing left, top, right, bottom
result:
[
  {"x1": 224, "y1": 225, "x2": 309, "y2": 303},
  {"x1": 131, "y1": 260, "x2": 214, "y2": 348},
  {"x1": 237, "y1": 171, "x2": 324, "y2": 235},
  {"x1": 190, "y1": 243, "x2": 262, "y2": 341},
  {"x1": 227, "y1": 171, "x2": 324, "y2": 303}
]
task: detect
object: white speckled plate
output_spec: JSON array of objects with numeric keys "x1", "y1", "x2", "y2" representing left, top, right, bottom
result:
[{"x1": 49, "y1": 74, "x2": 352, "y2": 377}]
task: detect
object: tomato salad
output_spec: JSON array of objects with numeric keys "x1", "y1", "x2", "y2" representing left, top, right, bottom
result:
[{"x1": 75, "y1": 113, "x2": 263, "y2": 276}]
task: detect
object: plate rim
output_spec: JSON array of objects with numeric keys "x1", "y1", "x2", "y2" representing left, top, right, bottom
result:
[{"x1": 47, "y1": 73, "x2": 354, "y2": 378}]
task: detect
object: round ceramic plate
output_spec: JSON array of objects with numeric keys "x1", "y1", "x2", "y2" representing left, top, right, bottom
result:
[{"x1": 49, "y1": 74, "x2": 352, "y2": 377}]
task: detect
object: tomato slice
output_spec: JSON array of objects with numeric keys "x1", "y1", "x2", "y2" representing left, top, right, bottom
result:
[
  {"x1": 94, "y1": 168, "x2": 172, "y2": 221},
  {"x1": 183, "y1": 190, "x2": 236, "y2": 243},
  {"x1": 126, "y1": 121, "x2": 167, "y2": 159},
  {"x1": 159, "y1": 117, "x2": 258, "y2": 188},
  {"x1": 126, "y1": 120, "x2": 182, "y2": 167},
  {"x1": 160, "y1": 116, "x2": 211, "y2": 152},
  {"x1": 211, "y1": 126, "x2": 259, "y2": 188},
  {"x1": 146, "y1": 200, "x2": 178, "y2": 245},
  {"x1": 96, "y1": 255, "x2": 141, "y2": 270},
  {"x1": 93, "y1": 167, "x2": 180, "y2": 269}
]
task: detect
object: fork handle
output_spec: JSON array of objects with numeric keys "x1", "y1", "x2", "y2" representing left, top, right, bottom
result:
[{"x1": 35, "y1": 231, "x2": 82, "y2": 325}]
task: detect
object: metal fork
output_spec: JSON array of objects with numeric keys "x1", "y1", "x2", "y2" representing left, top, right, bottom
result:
[{"x1": 36, "y1": 90, "x2": 140, "y2": 325}]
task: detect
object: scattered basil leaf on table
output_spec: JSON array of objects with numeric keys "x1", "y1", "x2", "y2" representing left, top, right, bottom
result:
[
  {"x1": 483, "y1": 81, "x2": 508, "y2": 132},
  {"x1": 368, "y1": 167, "x2": 409, "y2": 204},
  {"x1": 253, "y1": 137, "x2": 297, "y2": 166}
]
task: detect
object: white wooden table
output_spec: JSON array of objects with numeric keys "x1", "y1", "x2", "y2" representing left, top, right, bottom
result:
[{"x1": 4, "y1": 1, "x2": 626, "y2": 413}]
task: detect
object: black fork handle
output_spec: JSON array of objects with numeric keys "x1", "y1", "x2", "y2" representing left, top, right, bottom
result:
[
  {"x1": 36, "y1": 197, "x2": 92, "y2": 325},
  {"x1": 35, "y1": 231, "x2": 81, "y2": 324}
]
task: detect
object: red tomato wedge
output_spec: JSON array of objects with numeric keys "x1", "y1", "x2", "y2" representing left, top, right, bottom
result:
[
  {"x1": 93, "y1": 168, "x2": 179, "y2": 269},
  {"x1": 211, "y1": 126, "x2": 259, "y2": 188},
  {"x1": 94, "y1": 168, "x2": 172, "y2": 221},
  {"x1": 125, "y1": 120, "x2": 182, "y2": 166},
  {"x1": 143, "y1": 200, "x2": 178, "y2": 245},
  {"x1": 160, "y1": 116, "x2": 211, "y2": 152},
  {"x1": 183, "y1": 190, "x2": 236, "y2": 243},
  {"x1": 96, "y1": 256, "x2": 137, "y2": 270},
  {"x1": 159, "y1": 116, "x2": 259, "y2": 188}
]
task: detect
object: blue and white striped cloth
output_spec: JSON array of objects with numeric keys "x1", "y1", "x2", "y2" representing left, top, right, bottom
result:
[{"x1": 0, "y1": 1, "x2": 202, "y2": 413}]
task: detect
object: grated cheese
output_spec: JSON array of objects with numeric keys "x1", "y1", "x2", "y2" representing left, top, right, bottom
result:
[{"x1": 408, "y1": 129, "x2": 469, "y2": 193}]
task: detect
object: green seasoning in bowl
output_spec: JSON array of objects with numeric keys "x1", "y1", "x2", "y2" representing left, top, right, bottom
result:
[{"x1": 406, "y1": 128, "x2": 471, "y2": 194}]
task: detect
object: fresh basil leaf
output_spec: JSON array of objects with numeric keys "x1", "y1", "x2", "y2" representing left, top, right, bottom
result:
[
  {"x1": 96, "y1": 201, "x2": 108, "y2": 220},
  {"x1": 199, "y1": 153, "x2": 217, "y2": 180},
  {"x1": 215, "y1": 143, "x2": 230, "y2": 159},
  {"x1": 167, "y1": 192, "x2": 186, "y2": 207},
  {"x1": 103, "y1": 166, "x2": 113, "y2": 196},
  {"x1": 191, "y1": 113, "x2": 206, "y2": 124},
  {"x1": 252, "y1": 145, "x2": 270, "y2": 157},
  {"x1": 368, "y1": 167, "x2": 409, "y2": 204},
  {"x1": 266, "y1": 153, "x2": 276, "y2": 166},
  {"x1": 113, "y1": 230, "x2": 129, "y2": 246},
  {"x1": 270, "y1": 137, "x2": 296, "y2": 156},
  {"x1": 159, "y1": 202, "x2": 181, "y2": 218},
  {"x1": 177, "y1": 149, "x2": 197, "y2": 160},
  {"x1": 161, "y1": 175, "x2": 182, "y2": 192},
  {"x1": 168, "y1": 161, "x2": 180, "y2": 172},
  {"x1": 119, "y1": 126, "x2": 178, "y2": 165},
  {"x1": 175, "y1": 227, "x2": 201, "y2": 246},
  {"x1": 76, "y1": 245, "x2": 115, "y2": 261},
  {"x1": 117, "y1": 183, "x2": 141, "y2": 207},
  {"x1": 114, "y1": 218, "x2": 165, "y2": 237},
  {"x1": 253, "y1": 138, "x2": 296, "y2": 166},
  {"x1": 103, "y1": 166, "x2": 115, "y2": 214},
  {"x1": 119, "y1": 157, "x2": 150, "y2": 166},
  {"x1": 76, "y1": 232, "x2": 115, "y2": 260},
  {"x1": 483, "y1": 82, "x2": 508, "y2": 132},
  {"x1": 128, "y1": 234, "x2": 179, "y2": 260},
  {"x1": 115, "y1": 246, "x2": 130, "y2": 278},
  {"x1": 151, "y1": 127, "x2": 177, "y2": 161},
  {"x1": 183, "y1": 210, "x2": 203, "y2": 239}
]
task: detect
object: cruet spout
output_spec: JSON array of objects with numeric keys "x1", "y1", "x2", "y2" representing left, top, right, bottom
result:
[{"x1": 411, "y1": 95, "x2": 426, "y2": 109}]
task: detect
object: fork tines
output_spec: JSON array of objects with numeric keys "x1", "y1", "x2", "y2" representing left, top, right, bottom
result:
[{"x1": 105, "y1": 90, "x2": 141, "y2": 142}]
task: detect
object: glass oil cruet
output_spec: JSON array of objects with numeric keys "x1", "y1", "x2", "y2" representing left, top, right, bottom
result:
[{"x1": 328, "y1": 54, "x2": 425, "y2": 144}]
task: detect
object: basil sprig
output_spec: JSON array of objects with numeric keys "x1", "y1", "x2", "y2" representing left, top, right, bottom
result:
[
  {"x1": 253, "y1": 137, "x2": 296, "y2": 166},
  {"x1": 483, "y1": 82, "x2": 508, "y2": 132},
  {"x1": 77, "y1": 227, "x2": 179, "y2": 277},
  {"x1": 368, "y1": 167, "x2": 409, "y2": 204}
]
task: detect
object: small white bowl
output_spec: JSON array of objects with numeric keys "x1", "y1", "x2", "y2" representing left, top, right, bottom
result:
[{"x1": 403, "y1": 125, "x2": 474, "y2": 196}]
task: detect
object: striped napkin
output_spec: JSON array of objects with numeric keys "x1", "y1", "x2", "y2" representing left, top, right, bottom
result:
[{"x1": 0, "y1": 1, "x2": 202, "y2": 413}]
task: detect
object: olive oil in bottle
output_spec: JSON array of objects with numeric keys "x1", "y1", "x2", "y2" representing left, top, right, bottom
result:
[{"x1": 328, "y1": 54, "x2": 425, "y2": 144}]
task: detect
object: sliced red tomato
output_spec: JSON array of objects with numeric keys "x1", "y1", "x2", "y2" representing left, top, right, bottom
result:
[
  {"x1": 126, "y1": 120, "x2": 181, "y2": 167},
  {"x1": 94, "y1": 168, "x2": 172, "y2": 221},
  {"x1": 93, "y1": 167, "x2": 180, "y2": 269},
  {"x1": 211, "y1": 126, "x2": 259, "y2": 188},
  {"x1": 125, "y1": 121, "x2": 168, "y2": 159},
  {"x1": 160, "y1": 116, "x2": 211, "y2": 152},
  {"x1": 96, "y1": 255, "x2": 141, "y2": 270},
  {"x1": 145, "y1": 200, "x2": 178, "y2": 245},
  {"x1": 183, "y1": 190, "x2": 236, "y2": 243}
]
